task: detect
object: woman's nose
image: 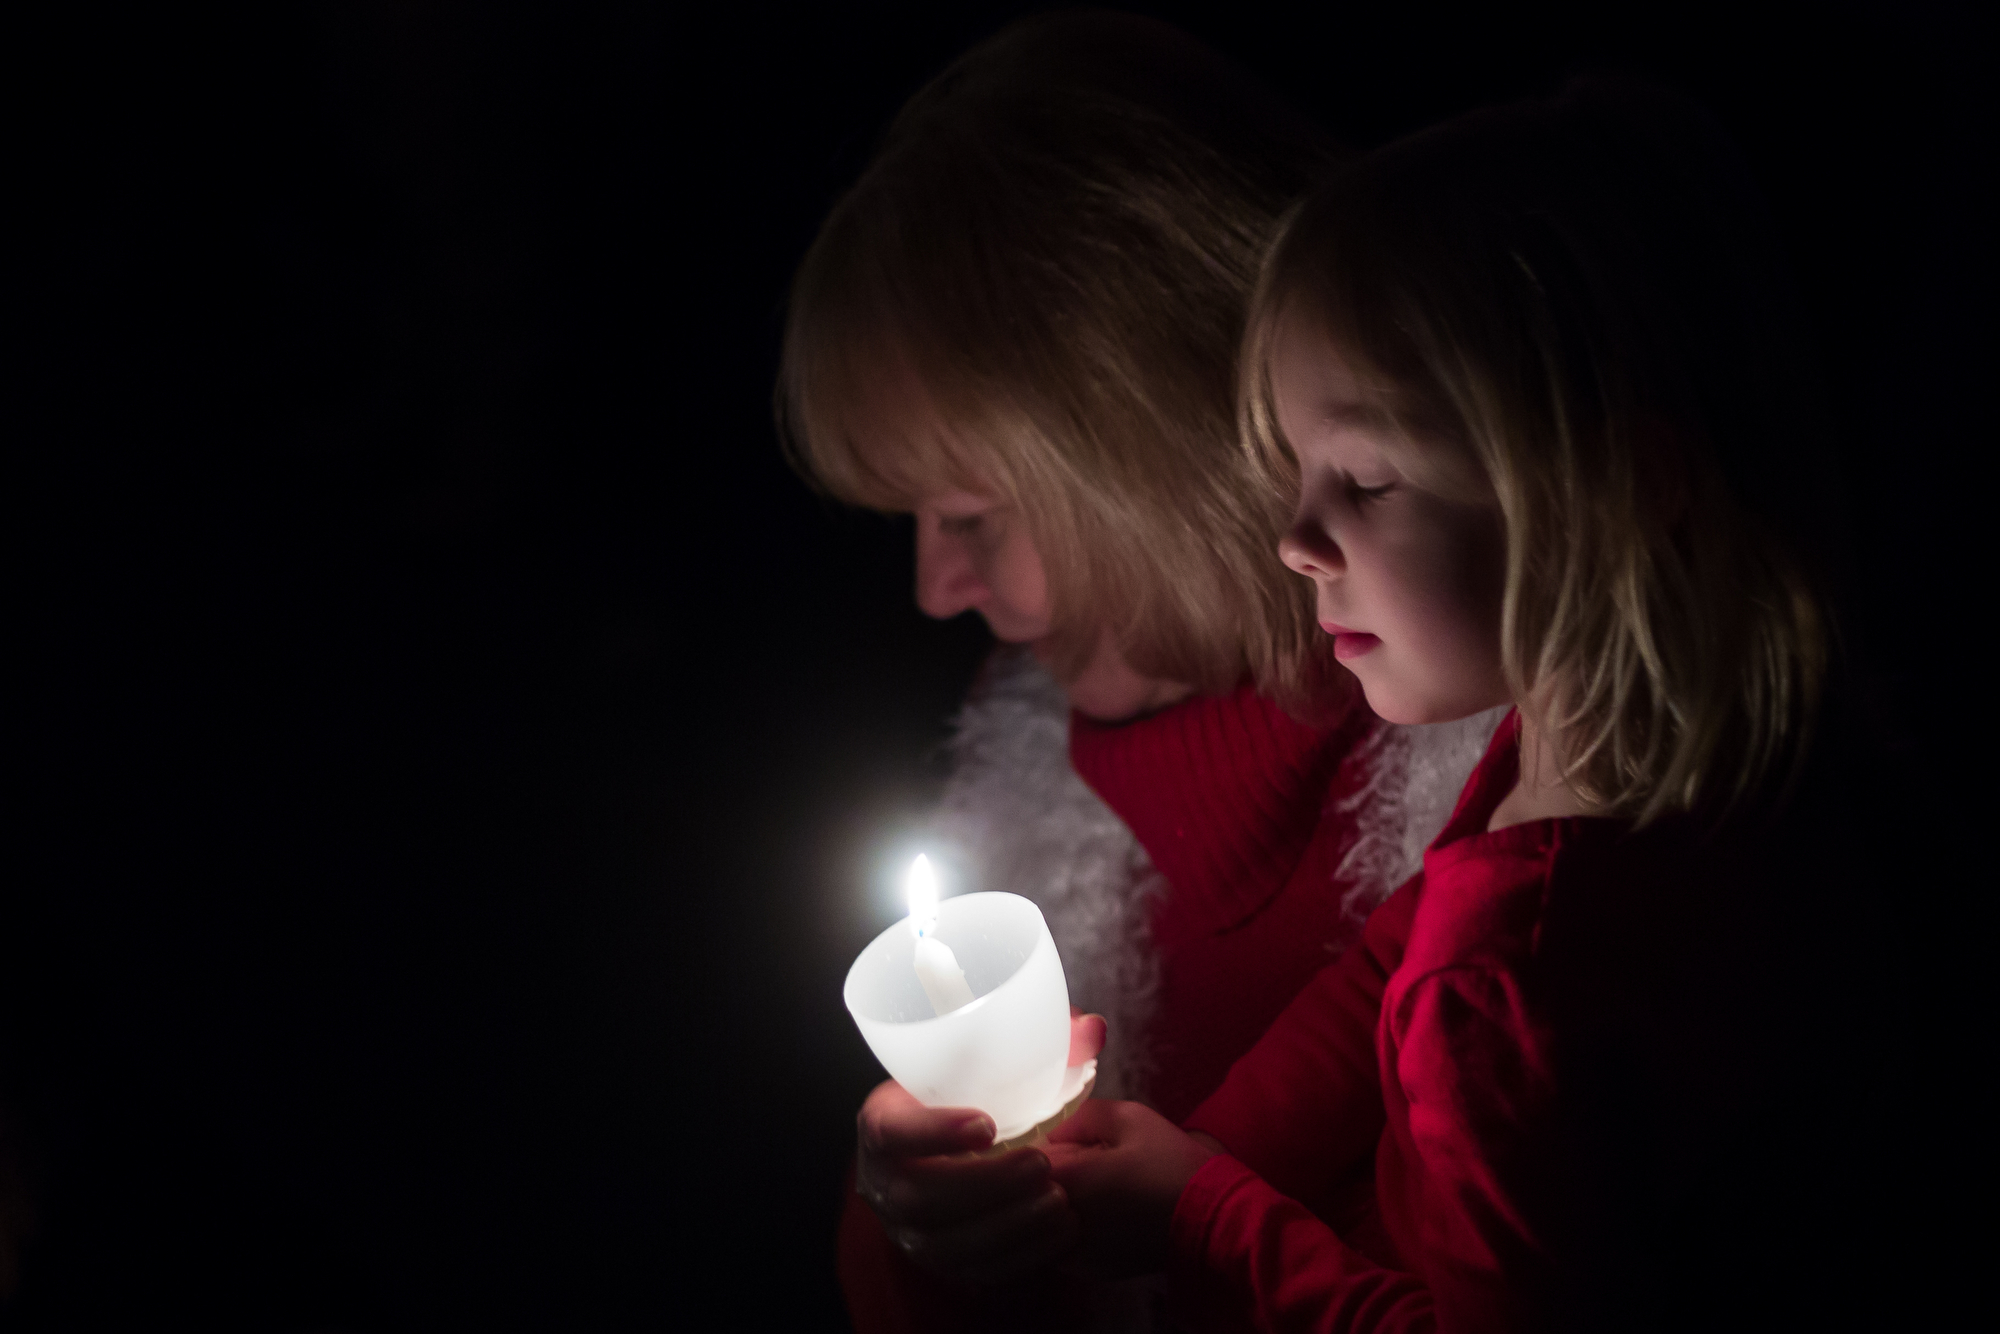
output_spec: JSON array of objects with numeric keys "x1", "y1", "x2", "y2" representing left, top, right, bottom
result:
[
  {"x1": 914, "y1": 522, "x2": 988, "y2": 620},
  {"x1": 1278, "y1": 515, "x2": 1343, "y2": 581}
]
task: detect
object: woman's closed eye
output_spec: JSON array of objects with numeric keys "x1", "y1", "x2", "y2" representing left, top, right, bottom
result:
[
  {"x1": 1348, "y1": 480, "x2": 1396, "y2": 504},
  {"x1": 938, "y1": 513, "x2": 993, "y2": 541}
]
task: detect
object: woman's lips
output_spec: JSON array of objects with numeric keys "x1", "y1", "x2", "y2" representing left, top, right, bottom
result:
[{"x1": 1321, "y1": 622, "x2": 1382, "y2": 661}]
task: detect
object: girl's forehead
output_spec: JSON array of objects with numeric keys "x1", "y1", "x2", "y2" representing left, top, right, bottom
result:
[
  {"x1": 1270, "y1": 315, "x2": 1391, "y2": 432},
  {"x1": 1272, "y1": 308, "x2": 1400, "y2": 408}
]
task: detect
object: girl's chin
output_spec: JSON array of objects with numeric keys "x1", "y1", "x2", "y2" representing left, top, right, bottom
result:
[
  {"x1": 1362, "y1": 678, "x2": 1511, "y2": 727},
  {"x1": 1360, "y1": 696, "x2": 1426, "y2": 728},
  {"x1": 1354, "y1": 673, "x2": 1437, "y2": 727}
]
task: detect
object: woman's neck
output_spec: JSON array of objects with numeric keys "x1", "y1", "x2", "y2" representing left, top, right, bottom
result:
[
  {"x1": 1487, "y1": 709, "x2": 1598, "y2": 831},
  {"x1": 1048, "y1": 631, "x2": 1195, "y2": 723}
]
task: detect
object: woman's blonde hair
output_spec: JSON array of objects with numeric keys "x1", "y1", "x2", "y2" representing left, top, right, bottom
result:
[
  {"x1": 777, "y1": 13, "x2": 1343, "y2": 706},
  {"x1": 1243, "y1": 81, "x2": 1830, "y2": 822}
]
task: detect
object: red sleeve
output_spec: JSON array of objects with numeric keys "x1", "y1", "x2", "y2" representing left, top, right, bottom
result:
[
  {"x1": 838, "y1": 1164, "x2": 1095, "y2": 1334},
  {"x1": 1183, "y1": 874, "x2": 1419, "y2": 1211},
  {"x1": 1389, "y1": 967, "x2": 1556, "y2": 1331},
  {"x1": 1171, "y1": 966, "x2": 1559, "y2": 1334},
  {"x1": 838, "y1": 1167, "x2": 962, "y2": 1334},
  {"x1": 1170, "y1": 1154, "x2": 1435, "y2": 1333}
]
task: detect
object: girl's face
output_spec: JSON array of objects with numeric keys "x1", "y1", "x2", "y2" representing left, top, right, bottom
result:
[{"x1": 1271, "y1": 313, "x2": 1512, "y2": 725}]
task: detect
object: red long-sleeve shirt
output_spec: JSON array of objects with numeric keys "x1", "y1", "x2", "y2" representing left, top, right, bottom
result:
[
  {"x1": 840, "y1": 681, "x2": 1379, "y2": 1333},
  {"x1": 1178, "y1": 711, "x2": 1819, "y2": 1330}
]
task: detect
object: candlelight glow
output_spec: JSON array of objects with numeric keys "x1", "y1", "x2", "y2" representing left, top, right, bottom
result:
[
  {"x1": 845, "y1": 888, "x2": 1078, "y2": 1137},
  {"x1": 906, "y1": 854, "x2": 939, "y2": 937}
]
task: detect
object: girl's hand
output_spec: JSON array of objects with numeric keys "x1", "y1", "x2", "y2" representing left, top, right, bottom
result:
[
  {"x1": 1043, "y1": 1100, "x2": 1221, "y2": 1278},
  {"x1": 852, "y1": 1011, "x2": 1106, "y2": 1283}
]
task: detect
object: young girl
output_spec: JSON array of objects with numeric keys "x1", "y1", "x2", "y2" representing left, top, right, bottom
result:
[
  {"x1": 1043, "y1": 81, "x2": 1869, "y2": 1328},
  {"x1": 777, "y1": 15, "x2": 1500, "y2": 1331}
]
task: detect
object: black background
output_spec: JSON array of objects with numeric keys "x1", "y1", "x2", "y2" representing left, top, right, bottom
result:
[{"x1": 6, "y1": 3, "x2": 1977, "y2": 1329}]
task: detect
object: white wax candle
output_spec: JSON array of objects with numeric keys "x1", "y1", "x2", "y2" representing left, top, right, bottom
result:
[
  {"x1": 913, "y1": 934, "x2": 976, "y2": 1016},
  {"x1": 904, "y1": 853, "x2": 977, "y2": 1016}
]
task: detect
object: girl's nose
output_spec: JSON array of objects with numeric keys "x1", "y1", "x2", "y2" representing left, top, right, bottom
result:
[
  {"x1": 914, "y1": 522, "x2": 988, "y2": 620},
  {"x1": 1278, "y1": 514, "x2": 1344, "y2": 581}
]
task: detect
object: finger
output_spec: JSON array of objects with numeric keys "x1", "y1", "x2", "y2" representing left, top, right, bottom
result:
[
  {"x1": 1068, "y1": 1012, "x2": 1107, "y2": 1066},
  {"x1": 1043, "y1": 1137, "x2": 1131, "y2": 1208},
  {"x1": 858, "y1": 1081, "x2": 994, "y2": 1158},
  {"x1": 1040, "y1": 1139, "x2": 1096, "y2": 1176},
  {"x1": 901, "y1": 1182, "x2": 1079, "y2": 1282},
  {"x1": 1046, "y1": 1096, "x2": 1127, "y2": 1147},
  {"x1": 872, "y1": 1148, "x2": 1052, "y2": 1229}
]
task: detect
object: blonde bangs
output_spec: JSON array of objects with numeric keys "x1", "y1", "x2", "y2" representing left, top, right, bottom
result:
[
  {"x1": 776, "y1": 13, "x2": 1347, "y2": 712},
  {"x1": 777, "y1": 199, "x2": 983, "y2": 513}
]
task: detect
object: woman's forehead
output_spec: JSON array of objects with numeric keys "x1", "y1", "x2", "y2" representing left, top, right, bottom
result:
[{"x1": 832, "y1": 390, "x2": 1007, "y2": 508}]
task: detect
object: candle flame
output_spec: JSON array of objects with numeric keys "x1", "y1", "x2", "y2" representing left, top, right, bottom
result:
[{"x1": 906, "y1": 854, "x2": 939, "y2": 936}]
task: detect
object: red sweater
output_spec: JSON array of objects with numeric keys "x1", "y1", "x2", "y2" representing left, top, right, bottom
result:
[
  {"x1": 1069, "y1": 682, "x2": 1376, "y2": 1123},
  {"x1": 1177, "y1": 712, "x2": 1812, "y2": 1330},
  {"x1": 840, "y1": 682, "x2": 1380, "y2": 1333}
]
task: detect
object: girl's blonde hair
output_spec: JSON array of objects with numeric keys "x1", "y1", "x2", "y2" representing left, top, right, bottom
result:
[
  {"x1": 1244, "y1": 81, "x2": 1830, "y2": 822},
  {"x1": 777, "y1": 13, "x2": 1343, "y2": 707}
]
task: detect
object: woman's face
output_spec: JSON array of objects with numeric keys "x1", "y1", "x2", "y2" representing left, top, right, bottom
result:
[
  {"x1": 912, "y1": 491, "x2": 1052, "y2": 641},
  {"x1": 858, "y1": 357, "x2": 1190, "y2": 721},
  {"x1": 1270, "y1": 312, "x2": 1512, "y2": 725},
  {"x1": 912, "y1": 489, "x2": 1189, "y2": 721}
]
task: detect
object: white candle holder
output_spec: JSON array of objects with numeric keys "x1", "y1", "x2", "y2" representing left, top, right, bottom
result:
[{"x1": 845, "y1": 891, "x2": 1093, "y2": 1147}]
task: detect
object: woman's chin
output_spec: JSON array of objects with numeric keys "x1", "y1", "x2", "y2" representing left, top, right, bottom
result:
[{"x1": 1066, "y1": 677, "x2": 1150, "y2": 722}]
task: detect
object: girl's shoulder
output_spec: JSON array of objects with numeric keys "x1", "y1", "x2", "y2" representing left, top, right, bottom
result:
[
  {"x1": 1404, "y1": 816, "x2": 1579, "y2": 980},
  {"x1": 1407, "y1": 801, "x2": 1713, "y2": 995}
]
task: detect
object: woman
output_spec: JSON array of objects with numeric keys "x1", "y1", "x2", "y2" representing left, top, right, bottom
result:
[{"x1": 777, "y1": 15, "x2": 1499, "y2": 1330}]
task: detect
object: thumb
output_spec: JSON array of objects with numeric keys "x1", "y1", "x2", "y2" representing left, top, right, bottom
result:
[
  {"x1": 1068, "y1": 1012, "x2": 1107, "y2": 1067},
  {"x1": 858, "y1": 1081, "x2": 995, "y2": 1157},
  {"x1": 1046, "y1": 1096, "x2": 1125, "y2": 1148}
]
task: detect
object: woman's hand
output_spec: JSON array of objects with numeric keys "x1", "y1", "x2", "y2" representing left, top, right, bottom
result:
[
  {"x1": 853, "y1": 1011, "x2": 1106, "y2": 1283},
  {"x1": 1043, "y1": 1100, "x2": 1221, "y2": 1278}
]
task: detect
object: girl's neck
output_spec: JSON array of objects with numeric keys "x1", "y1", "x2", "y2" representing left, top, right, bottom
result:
[{"x1": 1487, "y1": 709, "x2": 1599, "y2": 832}]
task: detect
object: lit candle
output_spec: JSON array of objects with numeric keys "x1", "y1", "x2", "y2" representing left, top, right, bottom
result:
[
  {"x1": 845, "y1": 878, "x2": 1086, "y2": 1143},
  {"x1": 906, "y1": 854, "x2": 975, "y2": 1016}
]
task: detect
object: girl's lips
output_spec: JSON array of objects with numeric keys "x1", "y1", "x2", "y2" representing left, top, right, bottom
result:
[{"x1": 1321, "y1": 623, "x2": 1382, "y2": 661}]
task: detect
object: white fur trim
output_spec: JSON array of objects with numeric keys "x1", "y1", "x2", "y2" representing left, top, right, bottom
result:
[{"x1": 1331, "y1": 706, "x2": 1512, "y2": 920}]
